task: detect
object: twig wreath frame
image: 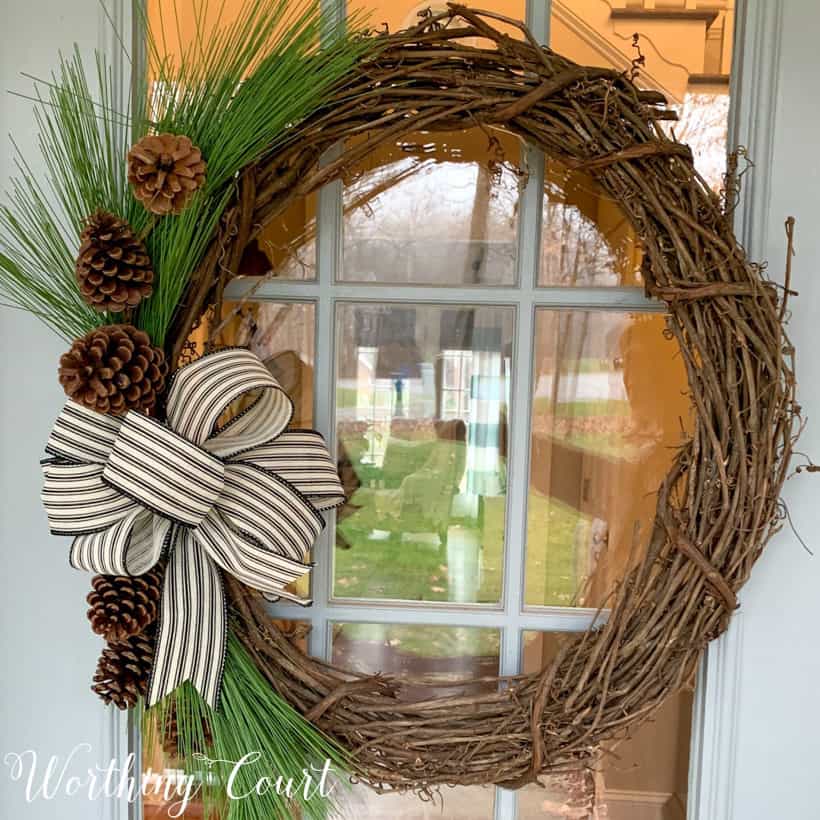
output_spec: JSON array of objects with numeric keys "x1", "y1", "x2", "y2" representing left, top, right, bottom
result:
[{"x1": 166, "y1": 4, "x2": 798, "y2": 792}]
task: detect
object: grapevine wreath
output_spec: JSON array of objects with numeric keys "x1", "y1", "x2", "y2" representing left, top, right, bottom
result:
[{"x1": 0, "y1": 1, "x2": 800, "y2": 815}]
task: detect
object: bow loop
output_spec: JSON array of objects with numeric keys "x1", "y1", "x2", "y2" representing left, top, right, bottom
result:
[
  {"x1": 41, "y1": 348, "x2": 344, "y2": 709},
  {"x1": 103, "y1": 411, "x2": 225, "y2": 528},
  {"x1": 166, "y1": 348, "x2": 293, "y2": 450}
]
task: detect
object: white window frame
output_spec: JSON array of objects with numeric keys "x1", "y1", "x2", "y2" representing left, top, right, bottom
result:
[{"x1": 106, "y1": 2, "x2": 784, "y2": 819}]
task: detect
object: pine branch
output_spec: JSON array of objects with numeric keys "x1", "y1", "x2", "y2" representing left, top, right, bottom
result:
[{"x1": 148, "y1": 632, "x2": 351, "y2": 820}]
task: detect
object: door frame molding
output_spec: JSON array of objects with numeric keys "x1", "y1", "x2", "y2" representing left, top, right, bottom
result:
[
  {"x1": 98, "y1": 1, "x2": 786, "y2": 818},
  {"x1": 687, "y1": 1, "x2": 785, "y2": 818}
]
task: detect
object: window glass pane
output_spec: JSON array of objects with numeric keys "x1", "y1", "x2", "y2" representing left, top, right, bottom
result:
[
  {"x1": 332, "y1": 622, "x2": 498, "y2": 819},
  {"x1": 334, "y1": 303, "x2": 513, "y2": 603},
  {"x1": 340, "y1": 128, "x2": 521, "y2": 286},
  {"x1": 540, "y1": 163, "x2": 643, "y2": 286},
  {"x1": 348, "y1": 0, "x2": 525, "y2": 41},
  {"x1": 220, "y1": 300, "x2": 315, "y2": 599},
  {"x1": 342, "y1": 1, "x2": 526, "y2": 287},
  {"x1": 221, "y1": 301, "x2": 315, "y2": 427},
  {"x1": 542, "y1": 3, "x2": 735, "y2": 287},
  {"x1": 525, "y1": 311, "x2": 691, "y2": 608},
  {"x1": 551, "y1": 2, "x2": 734, "y2": 192},
  {"x1": 244, "y1": 193, "x2": 318, "y2": 280},
  {"x1": 518, "y1": 632, "x2": 692, "y2": 819}
]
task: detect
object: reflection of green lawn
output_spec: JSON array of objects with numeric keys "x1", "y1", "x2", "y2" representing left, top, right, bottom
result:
[
  {"x1": 525, "y1": 493, "x2": 590, "y2": 607},
  {"x1": 551, "y1": 399, "x2": 630, "y2": 418},
  {"x1": 333, "y1": 622, "x2": 501, "y2": 659},
  {"x1": 333, "y1": 521, "x2": 504, "y2": 604},
  {"x1": 334, "y1": 492, "x2": 589, "y2": 613}
]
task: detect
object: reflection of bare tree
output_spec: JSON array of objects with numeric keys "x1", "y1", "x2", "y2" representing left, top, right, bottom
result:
[
  {"x1": 342, "y1": 132, "x2": 520, "y2": 285},
  {"x1": 665, "y1": 92, "x2": 730, "y2": 193},
  {"x1": 464, "y1": 163, "x2": 493, "y2": 284},
  {"x1": 540, "y1": 162, "x2": 641, "y2": 286},
  {"x1": 541, "y1": 194, "x2": 619, "y2": 286}
]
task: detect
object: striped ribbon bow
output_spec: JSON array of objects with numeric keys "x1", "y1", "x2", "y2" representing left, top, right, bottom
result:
[{"x1": 41, "y1": 348, "x2": 344, "y2": 708}]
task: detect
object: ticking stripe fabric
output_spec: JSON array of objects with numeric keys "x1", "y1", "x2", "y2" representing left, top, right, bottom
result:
[{"x1": 41, "y1": 348, "x2": 344, "y2": 708}]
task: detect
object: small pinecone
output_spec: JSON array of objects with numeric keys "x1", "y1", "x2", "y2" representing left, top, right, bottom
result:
[
  {"x1": 58, "y1": 324, "x2": 168, "y2": 416},
  {"x1": 75, "y1": 211, "x2": 153, "y2": 312},
  {"x1": 86, "y1": 566, "x2": 164, "y2": 643},
  {"x1": 127, "y1": 133, "x2": 207, "y2": 215},
  {"x1": 91, "y1": 629, "x2": 155, "y2": 710},
  {"x1": 160, "y1": 703, "x2": 213, "y2": 760}
]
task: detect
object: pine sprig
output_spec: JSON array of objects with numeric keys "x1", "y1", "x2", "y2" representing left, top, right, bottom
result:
[
  {"x1": 1, "y1": 0, "x2": 373, "y2": 347},
  {"x1": 0, "y1": 51, "x2": 134, "y2": 339},
  {"x1": 148, "y1": 631, "x2": 351, "y2": 820},
  {"x1": 136, "y1": 0, "x2": 373, "y2": 344}
]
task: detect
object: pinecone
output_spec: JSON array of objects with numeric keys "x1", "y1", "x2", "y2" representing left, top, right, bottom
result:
[
  {"x1": 75, "y1": 211, "x2": 153, "y2": 313},
  {"x1": 91, "y1": 629, "x2": 155, "y2": 710},
  {"x1": 86, "y1": 566, "x2": 164, "y2": 643},
  {"x1": 127, "y1": 133, "x2": 207, "y2": 215},
  {"x1": 160, "y1": 702, "x2": 213, "y2": 760},
  {"x1": 58, "y1": 324, "x2": 168, "y2": 416}
]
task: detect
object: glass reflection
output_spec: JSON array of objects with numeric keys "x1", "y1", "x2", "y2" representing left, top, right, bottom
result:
[
  {"x1": 525, "y1": 311, "x2": 691, "y2": 608},
  {"x1": 540, "y1": 162, "x2": 642, "y2": 286},
  {"x1": 519, "y1": 632, "x2": 692, "y2": 819},
  {"x1": 551, "y1": 1, "x2": 734, "y2": 194},
  {"x1": 332, "y1": 622, "x2": 500, "y2": 700},
  {"x1": 334, "y1": 303, "x2": 513, "y2": 603},
  {"x1": 332, "y1": 621, "x2": 498, "y2": 819},
  {"x1": 221, "y1": 301, "x2": 315, "y2": 427},
  {"x1": 341, "y1": 129, "x2": 521, "y2": 286},
  {"x1": 238, "y1": 193, "x2": 318, "y2": 280},
  {"x1": 221, "y1": 301, "x2": 316, "y2": 599},
  {"x1": 347, "y1": 0, "x2": 526, "y2": 41}
]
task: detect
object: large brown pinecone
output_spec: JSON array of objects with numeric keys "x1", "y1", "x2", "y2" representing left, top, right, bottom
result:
[
  {"x1": 58, "y1": 324, "x2": 168, "y2": 416},
  {"x1": 75, "y1": 211, "x2": 153, "y2": 313},
  {"x1": 127, "y1": 133, "x2": 207, "y2": 215},
  {"x1": 86, "y1": 566, "x2": 164, "y2": 643},
  {"x1": 91, "y1": 628, "x2": 155, "y2": 710}
]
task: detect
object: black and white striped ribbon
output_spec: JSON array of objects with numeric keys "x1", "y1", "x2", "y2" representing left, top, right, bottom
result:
[{"x1": 41, "y1": 348, "x2": 344, "y2": 709}]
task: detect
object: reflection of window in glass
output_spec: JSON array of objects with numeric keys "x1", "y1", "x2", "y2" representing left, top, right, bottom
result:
[
  {"x1": 331, "y1": 621, "x2": 498, "y2": 819},
  {"x1": 552, "y1": 1, "x2": 734, "y2": 193},
  {"x1": 334, "y1": 304, "x2": 512, "y2": 604},
  {"x1": 341, "y1": 129, "x2": 521, "y2": 286},
  {"x1": 526, "y1": 311, "x2": 691, "y2": 608},
  {"x1": 666, "y1": 89, "x2": 731, "y2": 192},
  {"x1": 518, "y1": 631, "x2": 693, "y2": 819},
  {"x1": 441, "y1": 350, "x2": 474, "y2": 420},
  {"x1": 219, "y1": 301, "x2": 316, "y2": 427}
]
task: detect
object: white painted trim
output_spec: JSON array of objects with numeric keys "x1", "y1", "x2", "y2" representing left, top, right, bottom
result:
[
  {"x1": 686, "y1": 1, "x2": 784, "y2": 818},
  {"x1": 98, "y1": 3, "x2": 138, "y2": 820},
  {"x1": 687, "y1": 616, "x2": 745, "y2": 820},
  {"x1": 728, "y1": 0, "x2": 785, "y2": 262}
]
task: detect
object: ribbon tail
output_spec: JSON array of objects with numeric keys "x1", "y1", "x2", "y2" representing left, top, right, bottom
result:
[{"x1": 147, "y1": 530, "x2": 227, "y2": 710}]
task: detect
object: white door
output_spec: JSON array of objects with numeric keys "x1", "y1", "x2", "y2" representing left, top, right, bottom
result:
[{"x1": 0, "y1": 2, "x2": 125, "y2": 820}]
